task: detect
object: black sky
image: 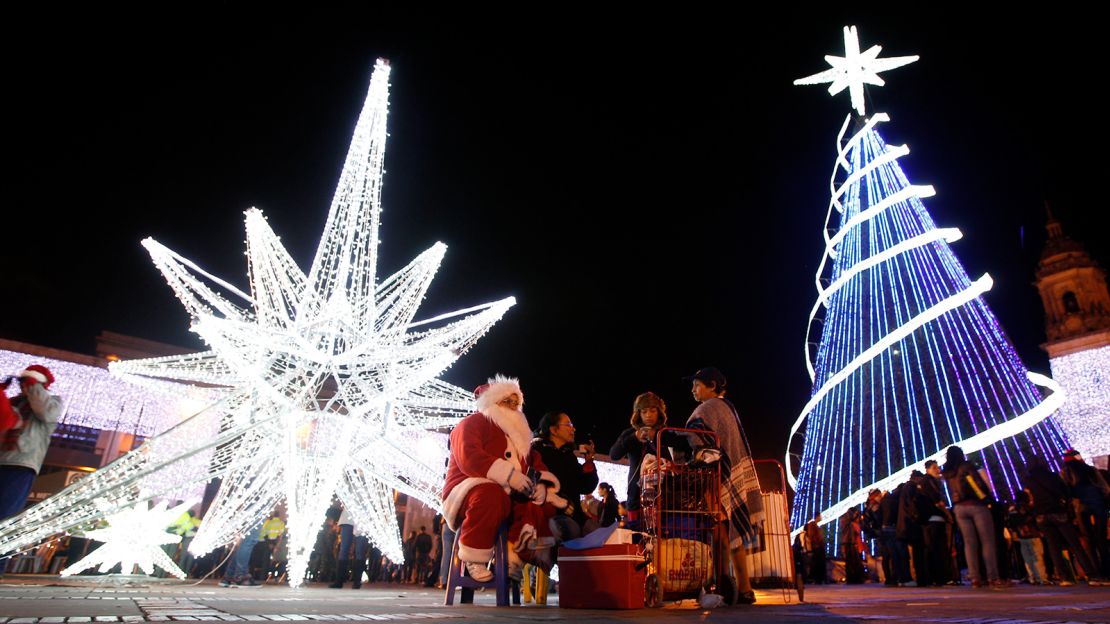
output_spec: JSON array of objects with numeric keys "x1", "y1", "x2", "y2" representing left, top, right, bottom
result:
[{"x1": 5, "y1": 11, "x2": 1107, "y2": 464}]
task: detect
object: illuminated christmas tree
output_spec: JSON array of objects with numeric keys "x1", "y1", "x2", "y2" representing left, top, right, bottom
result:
[{"x1": 787, "y1": 27, "x2": 1072, "y2": 531}]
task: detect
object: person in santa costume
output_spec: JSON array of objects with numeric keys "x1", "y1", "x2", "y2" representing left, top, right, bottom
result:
[
  {"x1": 441, "y1": 375, "x2": 563, "y2": 582},
  {"x1": 1, "y1": 364, "x2": 62, "y2": 576}
]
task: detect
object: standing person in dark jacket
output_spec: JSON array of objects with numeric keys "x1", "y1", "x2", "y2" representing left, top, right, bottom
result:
[
  {"x1": 1023, "y1": 455, "x2": 1106, "y2": 586},
  {"x1": 841, "y1": 508, "x2": 867, "y2": 584},
  {"x1": 880, "y1": 486, "x2": 910, "y2": 585},
  {"x1": 897, "y1": 471, "x2": 932, "y2": 587},
  {"x1": 804, "y1": 515, "x2": 826, "y2": 584},
  {"x1": 1060, "y1": 449, "x2": 1110, "y2": 578},
  {"x1": 609, "y1": 392, "x2": 668, "y2": 528},
  {"x1": 532, "y1": 411, "x2": 598, "y2": 542},
  {"x1": 923, "y1": 460, "x2": 953, "y2": 585},
  {"x1": 862, "y1": 489, "x2": 884, "y2": 583},
  {"x1": 943, "y1": 446, "x2": 1005, "y2": 588}
]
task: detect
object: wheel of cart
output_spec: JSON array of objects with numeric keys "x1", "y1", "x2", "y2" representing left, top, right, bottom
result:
[
  {"x1": 748, "y1": 459, "x2": 804, "y2": 603},
  {"x1": 640, "y1": 427, "x2": 722, "y2": 607}
]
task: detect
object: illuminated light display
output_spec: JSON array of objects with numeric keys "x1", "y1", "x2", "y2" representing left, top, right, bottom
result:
[
  {"x1": 1048, "y1": 346, "x2": 1110, "y2": 458},
  {"x1": 789, "y1": 29, "x2": 1071, "y2": 534},
  {"x1": 794, "y1": 25, "x2": 919, "y2": 116},
  {"x1": 0, "y1": 60, "x2": 514, "y2": 586},
  {"x1": 60, "y1": 499, "x2": 196, "y2": 578}
]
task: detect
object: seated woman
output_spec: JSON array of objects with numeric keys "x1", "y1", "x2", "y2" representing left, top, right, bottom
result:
[{"x1": 531, "y1": 411, "x2": 599, "y2": 543}]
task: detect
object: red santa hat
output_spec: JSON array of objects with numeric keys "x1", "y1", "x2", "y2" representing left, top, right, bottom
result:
[
  {"x1": 19, "y1": 364, "x2": 55, "y2": 388},
  {"x1": 474, "y1": 374, "x2": 524, "y2": 414}
]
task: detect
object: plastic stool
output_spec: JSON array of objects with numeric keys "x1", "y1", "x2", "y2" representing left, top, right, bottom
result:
[{"x1": 444, "y1": 525, "x2": 510, "y2": 606}]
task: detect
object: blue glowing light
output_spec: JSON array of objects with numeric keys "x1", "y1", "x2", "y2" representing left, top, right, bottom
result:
[{"x1": 789, "y1": 115, "x2": 1071, "y2": 532}]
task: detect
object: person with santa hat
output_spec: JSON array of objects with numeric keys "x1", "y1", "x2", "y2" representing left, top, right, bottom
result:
[
  {"x1": 0, "y1": 364, "x2": 63, "y2": 575},
  {"x1": 441, "y1": 375, "x2": 562, "y2": 582}
]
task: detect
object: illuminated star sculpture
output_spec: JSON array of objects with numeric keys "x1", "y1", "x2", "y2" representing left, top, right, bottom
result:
[
  {"x1": 61, "y1": 500, "x2": 194, "y2": 578},
  {"x1": 105, "y1": 59, "x2": 515, "y2": 585},
  {"x1": 0, "y1": 62, "x2": 498, "y2": 579},
  {"x1": 794, "y1": 25, "x2": 918, "y2": 115}
]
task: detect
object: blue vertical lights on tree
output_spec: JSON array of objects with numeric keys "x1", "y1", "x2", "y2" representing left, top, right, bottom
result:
[{"x1": 787, "y1": 27, "x2": 1071, "y2": 533}]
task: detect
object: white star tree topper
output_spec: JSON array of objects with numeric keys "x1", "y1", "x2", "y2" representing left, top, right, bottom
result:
[
  {"x1": 794, "y1": 25, "x2": 918, "y2": 115},
  {"x1": 61, "y1": 500, "x2": 195, "y2": 578},
  {"x1": 104, "y1": 59, "x2": 516, "y2": 586}
]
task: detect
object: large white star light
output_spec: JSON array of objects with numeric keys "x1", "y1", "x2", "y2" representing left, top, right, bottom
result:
[
  {"x1": 109, "y1": 59, "x2": 516, "y2": 586},
  {"x1": 61, "y1": 500, "x2": 195, "y2": 578},
  {"x1": 794, "y1": 25, "x2": 918, "y2": 115}
]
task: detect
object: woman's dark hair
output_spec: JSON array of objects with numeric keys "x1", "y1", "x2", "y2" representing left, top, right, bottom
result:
[
  {"x1": 598, "y1": 482, "x2": 615, "y2": 499},
  {"x1": 535, "y1": 411, "x2": 566, "y2": 441},
  {"x1": 943, "y1": 445, "x2": 966, "y2": 472}
]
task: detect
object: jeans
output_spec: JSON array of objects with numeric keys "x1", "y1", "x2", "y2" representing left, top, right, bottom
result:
[
  {"x1": 438, "y1": 526, "x2": 456, "y2": 586},
  {"x1": 0, "y1": 466, "x2": 37, "y2": 575},
  {"x1": 337, "y1": 524, "x2": 369, "y2": 563},
  {"x1": 1019, "y1": 538, "x2": 1046, "y2": 583},
  {"x1": 954, "y1": 503, "x2": 998, "y2": 583},
  {"x1": 224, "y1": 523, "x2": 263, "y2": 580}
]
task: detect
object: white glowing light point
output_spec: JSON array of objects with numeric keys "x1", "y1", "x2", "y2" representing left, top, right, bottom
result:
[
  {"x1": 61, "y1": 500, "x2": 194, "y2": 578},
  {"x1": 794, "y1": 25, "x2": 918, "y2": 115},
  {"x1": 0, "y1": 60, "x2": 513, "y2": 587}
]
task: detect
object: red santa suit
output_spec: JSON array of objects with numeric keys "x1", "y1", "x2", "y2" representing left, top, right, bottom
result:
[{"x1": 441, "y1": 376, "x2": 560, "y2": 566}]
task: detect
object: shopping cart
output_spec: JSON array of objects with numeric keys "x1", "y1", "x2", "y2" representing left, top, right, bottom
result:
[{"x1": 639, "y1": 427, "x2": 727, "y2": 607}]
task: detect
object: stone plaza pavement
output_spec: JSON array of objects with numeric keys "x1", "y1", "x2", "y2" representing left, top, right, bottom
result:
[{"x1": 1, "y1": 576, "x2": 1108, "y2": 624}]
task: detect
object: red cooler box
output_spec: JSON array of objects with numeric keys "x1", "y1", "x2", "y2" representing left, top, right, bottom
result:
[{"x1": 557, "y1": 544, "x2": 646, "y2": 609}]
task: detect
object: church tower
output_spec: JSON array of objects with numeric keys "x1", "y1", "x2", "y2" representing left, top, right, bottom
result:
[{"x1": 1035, "y1": 204, "x2": 1110, "y2": 462}]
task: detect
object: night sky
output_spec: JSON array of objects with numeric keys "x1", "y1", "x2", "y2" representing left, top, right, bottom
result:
[{"x1": 6, "y1": 12, "x2": 1106, "y2": 467}]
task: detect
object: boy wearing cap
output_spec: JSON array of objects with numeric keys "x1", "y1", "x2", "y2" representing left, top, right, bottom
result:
[
  {"x1": 1, "y1": 364, "x2": 63, "y2": 575},
  {"x1": 683, "y1": 366, "x2": 763, "y2": 605}
]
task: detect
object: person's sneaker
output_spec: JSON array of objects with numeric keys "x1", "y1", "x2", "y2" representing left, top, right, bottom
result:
[
  {"x1": 1086, "y1": 578, "x2": 1108, "y2": 587},
  {"x1": 989, "y1": 579, "x2": 1010, "y2": 589},
  {"x1": 233, "y1": 577, "x2": 261, "y2": 588},
  {"x1": 218, "y1": 578, "x2": 236, "y2": 587},
  {"x1": 1057, "y1": 579, "x2": 1074, "y2": 587},
  {"x1": 465, "y1": 561, "x2": 493, "y2": 583},
  {"x1": 902, "y1": 581, "x2": 917, "y2": 587},
  {"x1": 970, "y1": 580, "x2": 983, "y2": 588},
  {"x1": 736, "y1": 590, "x2": 757, "y2": 605}
]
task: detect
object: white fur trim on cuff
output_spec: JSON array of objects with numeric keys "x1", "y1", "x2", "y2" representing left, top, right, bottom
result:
[
  {"x1": 458, "y1": 542, "x2": 494, "y2": 564},
  {"x1": 486, "y1": 458, "x2": 516, "y2": 486},
  {"x1": 19, "y1": 370, "x2": 47, "y2": 384}
]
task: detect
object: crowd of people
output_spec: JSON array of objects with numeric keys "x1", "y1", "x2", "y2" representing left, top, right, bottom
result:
[
  {"x1": 799, "y1": 446, "x2": 1110, "y2": 589},
  {"x1": 4, "y1": 360, "x2": 1107, "y2": 606}
]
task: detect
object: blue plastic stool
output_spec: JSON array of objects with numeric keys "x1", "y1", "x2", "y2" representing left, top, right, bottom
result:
[{"x1": 444, "y1": 524, "x2": 511, "y2": 606}]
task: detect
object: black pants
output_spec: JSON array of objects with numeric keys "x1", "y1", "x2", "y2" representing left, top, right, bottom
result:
[
  {"x1": 923, "y1": 521, "x2": 950, "y2": 585},
  {"x1": 1036, "y1": 513, "x2": 1098, "y2": 581}
]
